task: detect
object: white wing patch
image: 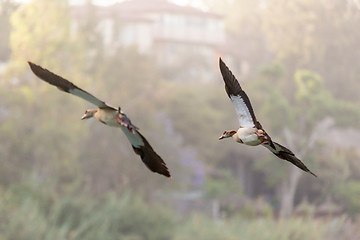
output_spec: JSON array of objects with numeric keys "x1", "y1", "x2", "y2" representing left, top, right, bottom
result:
[
  {"x1": 263, "y1": 143, "x2": 278, "y2": 154},
  {"x1": 121, "y1": 127, "x2": 144, "y2": 148},
  {"x1": 263, "y1": 142, "x2": 282, "y2": 154},
  {"x1": 70, "y1": 88, "x2": 108, "y2": 108},
  {"x1": 230, "y1": 95, "x2": 255, "y2": 128}
]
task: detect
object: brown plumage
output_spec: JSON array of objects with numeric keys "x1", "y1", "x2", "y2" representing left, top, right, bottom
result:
[
  {"x1": 28, "y1": 61, "x2": 171, "y2": 178},
  {"x1": 219, "y1": 58, "x2": 316, "y2": 177}
]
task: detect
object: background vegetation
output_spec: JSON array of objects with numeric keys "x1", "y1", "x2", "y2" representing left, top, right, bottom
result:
[{"x1": 1, "y1": 0, "x2": 360, "y2": 239}]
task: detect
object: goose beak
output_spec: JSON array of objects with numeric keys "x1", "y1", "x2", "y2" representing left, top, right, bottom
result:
[
  {"x1": 219, "y1": 135, "x2": 224, "y2": 140},
  {"x1": 81, "y1": 114, "x2": 87, "y2": 120}
]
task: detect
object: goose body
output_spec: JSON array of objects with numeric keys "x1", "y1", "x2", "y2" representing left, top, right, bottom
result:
[
  {"x1": 93, "y1": 108, "x2": 124, "y2": 127},
  {"x1": 28, "y1": 62, "x2": 170, "y2": 178},
  {"x1": 218, "y1": 58, "x2": 316, "y2": 177},
  {"x1": 90, "y1": 108, "x2": 116, "y2": 125},
  {"x1": 235, "y1": 127, "x2": 263, "y2": 146}
]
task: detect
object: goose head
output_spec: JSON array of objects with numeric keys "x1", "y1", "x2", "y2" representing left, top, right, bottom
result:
[
  {"x1": 81, "y1": 109, "x2": 97, "y2": 120},
  {"x1": 219, "y1": 130, "x2": 237, "y2": 140}
]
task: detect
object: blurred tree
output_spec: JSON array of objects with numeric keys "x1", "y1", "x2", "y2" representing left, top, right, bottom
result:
[
  {"x1": 67, "y1": 47, "x2": 185, "y2": 198},
  {"x1": 201, "y1": 0, "x2": 267, "y2": 75},
  {"x1": 8, "y1": 0, "x2": 83, "y2": 73},
  {"x1": 204, "y1": 0, "x2": 360, "y2": 217},
  {"x1": 251, "y1": 64, "x2": 360, "y2": 217},
  {"x1": 0, "y1": 189, "x2": 176, "y2": 240},
  {"x1": 317, "y1": 147, "x2": 360, "y2": 216},
  {"x1": 0, "y1": 0, "x2": 17, "y2": 61},
  {"x1": 72, "y1": 0, "x2": 105, "y2": 74},
  {"x1": 2, "y1": 0, "x2": 360, "y2": 227},
  {"x1": 262, "y1": 0, "x2": 360, "y2": 100},
  {"x1": 0, "y1": 0, "x2": 87, "y2": 193},
  {"x1": 259, "y1": 0, "x2": 360, "y2": 215},
  {"x1": 3, "y1": 0, "x2": 183, "y2": 201}
]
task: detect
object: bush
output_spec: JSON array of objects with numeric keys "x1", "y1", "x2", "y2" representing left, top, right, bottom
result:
[
  {"x1": 0, "y1": 189, "x2": 175, "y2": 240},
  {"x1": 1, "y1": 186, "x2": 360, "y2": 240},
  {"x1": 174, "y1": 214, "x2": 329, "y2": 240}
]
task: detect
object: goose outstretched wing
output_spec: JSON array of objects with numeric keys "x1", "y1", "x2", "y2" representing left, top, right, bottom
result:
[
  {"x1": 28, "y1": 62, "x2": 114, "y2": 109},
  {"x1": 219, "y1": 58, "x2": 261, "y2": 129},
  {"x1": 121, "y1": 128, "x2": 171, "y2": 178},
  {"x1": 263, "y1": 141, "x2": 317, "y2": 177}
]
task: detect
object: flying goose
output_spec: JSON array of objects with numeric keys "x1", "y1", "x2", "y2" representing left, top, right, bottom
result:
[
  {"x1": 28, "y1": 62, "x2": 171, "y2": 178},
  {"x1": 218, "y1": 58, "x2": 316, "y2": 177}
]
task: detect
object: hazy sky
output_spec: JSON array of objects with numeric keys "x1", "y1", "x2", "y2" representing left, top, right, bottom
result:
[
  {"x1": 75, "y1": 0, "x2": 207, "y2": 9},
  {"x1": 13, "y1": 0, "x2": 207, "y2": 9}
]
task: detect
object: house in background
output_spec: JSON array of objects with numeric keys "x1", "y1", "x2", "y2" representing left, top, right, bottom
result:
[{"x1": 72, "y1": 0, "x2": 228, "y2": 81}]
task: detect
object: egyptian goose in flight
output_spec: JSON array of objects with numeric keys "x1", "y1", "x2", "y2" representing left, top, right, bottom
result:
[
  {"x1": 218, "y1": 58, "x2": 316, "y2": 177},
  {"x1": 28, "y1": 62, "x2": 171, "y2": 178}
]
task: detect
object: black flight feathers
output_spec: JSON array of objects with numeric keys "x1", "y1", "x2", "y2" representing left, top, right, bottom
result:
[
  {"x1": 28, "y1": 62, "x2": 77, "y2": 93},
  {"x1": 133, "y1": 132, "x2": 171, "y2": 178},
  {"x1": 271, "y1": 142, "x2": 317, "y2": 177},
  {"x1": 28, "y1": 62, "x2": 112, "y2": 109},
  {"x1": 219, "y1": 58, "x2": 262, "y2": 129}
]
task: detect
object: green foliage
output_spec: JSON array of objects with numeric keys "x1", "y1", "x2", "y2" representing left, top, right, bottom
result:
[
  {"x1": 334, "y1": 181, "x2": 360, "y2": 215},
  {"x1": 0, "y1": 0, "x2": 89, "y2": 192},
  {"x1": 205, "y1": 169, "x2": 243, "y2": 199},
  {"x1": 1, "y1": 185, "x2": 360, "y2": 240},
  {"x1": 0, "y1": 0, "x2": 17, "y2": 60},
  {"x1": 295, "y1": 69, "x2": 323, "y2": 100},
  {"x1": 259, "y1": 61, "x2": 286, "y2": 80},
  {"x1": 249, "y1": 80, "x2": 293, "y2": 131},
  {"x1": 239, "y1": 197, "x2": 274, "y2": 219},
  {"x1": 262, "y1": 0, "x2": 360, "y2": 99},
  {"x1": 9, "y1": 0, "x2": 70, "y2": 69},
  {"x1": 1, "y1": 0, "x2": 360, "y2": 235},
  {"x1": 174, "y1": 214, "x2": 331, "y2": 240},
  {"x1": 324, "y1": 148, "x2": 360, "y2": 215},
  {"x1": 250, "y1": 59, "x2": 360, "y2": 216},
  {"x1": 0, "y1": 189, "x2": 175, "y2": 240}
]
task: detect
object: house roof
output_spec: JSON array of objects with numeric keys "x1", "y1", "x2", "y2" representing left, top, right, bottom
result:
[
  {"x1": 72, "y1": 0, "x2": 222, "y2": 20},
  {"x1": 112, "y1": 0, "x2": 222, "y2": 18}
]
